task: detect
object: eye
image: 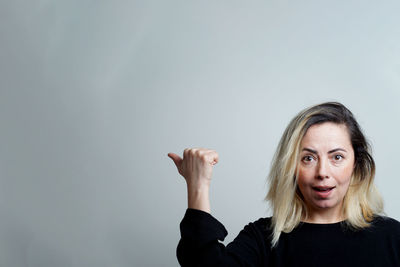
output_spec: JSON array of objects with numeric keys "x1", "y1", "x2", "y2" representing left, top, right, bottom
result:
[
  {"x1": 302, "y1": 155, "x2": 315, "y2": 163},
  {"x1": 333, "y1": 154, "x2": 344, "y2": 161}
]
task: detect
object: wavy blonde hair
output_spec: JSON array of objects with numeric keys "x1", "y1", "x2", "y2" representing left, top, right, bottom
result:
[{"x1": 266, "y1": 102, "x2": 384, "y2": 246}]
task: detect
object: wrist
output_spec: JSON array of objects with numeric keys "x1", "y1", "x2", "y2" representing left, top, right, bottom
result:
[
  {"x1": 187, "y1": 184, "x2": 210, "y2": 213},
  {"x1": 187, "y1": 182, "x2": 210, "y2": 193}
]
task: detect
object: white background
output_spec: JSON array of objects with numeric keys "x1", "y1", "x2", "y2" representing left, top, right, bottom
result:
[{"x1": 1, "y1": 1, "x2": 399, "y2": 266}]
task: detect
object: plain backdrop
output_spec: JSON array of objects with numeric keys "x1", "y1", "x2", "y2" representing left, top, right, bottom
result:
[{"x1": 1, "y1": 1, "x2": 400, "y2": 266}]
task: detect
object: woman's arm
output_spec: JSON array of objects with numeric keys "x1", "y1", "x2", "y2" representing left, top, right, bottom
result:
[
  {"x1": 177, "y1": 209, "x2": 268, "y2": 266},
  {"x1": 168, "y1": 148, "x2": 218, "y2": 213},
  {"x1": 168, "y1": 148, "x2": 269, "y2": 266}
]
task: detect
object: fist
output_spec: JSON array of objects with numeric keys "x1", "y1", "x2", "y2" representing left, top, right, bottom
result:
[{"x1": 168, "y1": 148, "x2": 219, "y2": 188}]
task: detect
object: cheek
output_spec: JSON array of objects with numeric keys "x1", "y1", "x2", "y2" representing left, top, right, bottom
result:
[
  {"x1": 334, "y1": 165, "x2": 354, "y2": 185},
  {"x1": 296, "y1": 174, "x2": 312, "y2": 201},
  {"x1": 296, "y1": 168, "x2": 313, "y2": 193},
  {"x1": 297, "y1": 167, "x2": 313, "y2": 184}
]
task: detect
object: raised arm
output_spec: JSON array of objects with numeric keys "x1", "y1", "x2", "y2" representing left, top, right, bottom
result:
[
  {"x1": 168, "y1": 148, "x2": 269, "y2": 266},
  {"x1": 168, "y1": 148, "x2": 218, "y2": 213}
]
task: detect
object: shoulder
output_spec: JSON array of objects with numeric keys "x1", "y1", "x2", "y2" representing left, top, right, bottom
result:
[
  {"x1": 228, "y1": 217, "x2": 273, "y2": 252},
  {"x1": 255, "y1": 216, "x2": 273, "y2": 227},
  {"x1": 234, "y1": 216, "x2": 273, "y2": 238},
  {"x1": 247, "y1": 216, "x2": 272, "y2": 230},
  {"x1": 369, "y1": 215, "x2": 400, "y2": 238},
  {"x1": 371, "y1": 215, "x2": 400, "y2": 229},
  {"x1": 241, "y1": 216, "x2": 273, "y2": 240}
]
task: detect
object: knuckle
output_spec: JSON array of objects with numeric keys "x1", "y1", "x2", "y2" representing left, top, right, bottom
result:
[
  {"x1": 184, "y1": 148, "x2": 190, "y2": 155},
  {"x1": 203, "y1": 154, "x2": 212, "y2": 161},
  {"x1": 190, "y1": 149, "x2": 197, "y2": 156}
]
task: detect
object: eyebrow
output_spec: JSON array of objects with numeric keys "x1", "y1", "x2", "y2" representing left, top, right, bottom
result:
[{"x1": 302, "y1": 148, "x2": 347, "y2": 154}]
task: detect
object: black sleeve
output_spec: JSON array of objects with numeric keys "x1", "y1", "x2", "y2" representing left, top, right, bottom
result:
[
  {"x1": 380, "y1": 216, "x2": 400, "y2": 265},
  {"x1": 176, "y1": 208, "x2": 269, "y2": 267}
]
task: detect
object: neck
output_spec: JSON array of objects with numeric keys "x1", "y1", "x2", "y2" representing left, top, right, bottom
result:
[{"x1": 302, "y1": 206, "x2": 345, "y2": 224}]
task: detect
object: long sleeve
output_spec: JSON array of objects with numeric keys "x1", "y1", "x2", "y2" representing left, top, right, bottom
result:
[
  {"x1": 176, "y1": 208, "x2": 270, "y2": 267},
  {"x1": 176, "y1": 211, "x2": 400, "y2": 267}
]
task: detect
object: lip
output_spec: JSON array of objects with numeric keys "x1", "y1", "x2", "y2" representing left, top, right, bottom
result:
[{"x1": 312, "y1": 186, "x2": 336, "y2": 198}]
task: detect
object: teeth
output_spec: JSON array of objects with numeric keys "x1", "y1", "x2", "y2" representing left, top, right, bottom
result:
[{"x1": 315, "y1": 188, "x2": 330, "y2": 191}]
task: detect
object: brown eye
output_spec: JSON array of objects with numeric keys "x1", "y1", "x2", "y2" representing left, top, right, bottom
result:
[
  {"x1": 334, "y1": 154, "x2": 343, "y2": 161},
  {"x1": 302, "y1": 155, "x2": 314, "y2": 162}
]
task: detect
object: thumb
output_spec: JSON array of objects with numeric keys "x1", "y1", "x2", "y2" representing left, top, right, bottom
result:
[{"x1": 167, "y1": 152, "x2": 183, "y2": 170}]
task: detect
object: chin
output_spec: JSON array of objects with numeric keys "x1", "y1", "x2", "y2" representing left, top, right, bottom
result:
[{"x1": 313, "y1": 200, "x2": 337, "y2": 209}]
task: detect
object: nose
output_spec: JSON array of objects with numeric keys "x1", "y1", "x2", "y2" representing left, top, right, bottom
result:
[{"x1": 317, "y1": 158, "x2": 330, "y2": 179}]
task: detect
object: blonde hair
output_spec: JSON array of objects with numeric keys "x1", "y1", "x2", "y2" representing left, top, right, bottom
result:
[{"x1": 265, "y1": 102, "x2": 384, "y2": 246}]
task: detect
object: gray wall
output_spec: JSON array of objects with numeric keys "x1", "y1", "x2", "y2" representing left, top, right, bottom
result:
[{"x1": 1, "y1": 1, "x2": 399, "y2": 266}]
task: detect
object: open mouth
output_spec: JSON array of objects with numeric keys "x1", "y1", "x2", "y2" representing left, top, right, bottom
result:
[
  {"x1": 312, "y1": 186, "x2": 335, "y2": 192},
  {"x1": 311, "y1": 186, "x2": 335, "y2": 198}
]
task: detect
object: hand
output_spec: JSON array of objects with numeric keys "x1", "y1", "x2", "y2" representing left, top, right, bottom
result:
[{"x1": 168, "y1": 148, "x2": 219, "y2": 189}]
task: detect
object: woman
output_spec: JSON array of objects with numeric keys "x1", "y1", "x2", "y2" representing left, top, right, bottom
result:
[{"x1": 168, "y1": 102, "x2": 400, "y2": 267}]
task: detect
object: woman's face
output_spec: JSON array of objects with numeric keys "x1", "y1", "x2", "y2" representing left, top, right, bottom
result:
[{"x1": 297, "y1": 122, "x2": 355, "y2": 221}]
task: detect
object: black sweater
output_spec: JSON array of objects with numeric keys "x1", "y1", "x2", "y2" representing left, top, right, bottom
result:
[{"x1": 177, "y1": 209, "x2": 400, "y2": 267}]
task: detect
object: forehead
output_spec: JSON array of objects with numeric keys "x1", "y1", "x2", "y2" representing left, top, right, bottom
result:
[{"x1": 301, "y1": 122, "x2": 352, "y2": 147}]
